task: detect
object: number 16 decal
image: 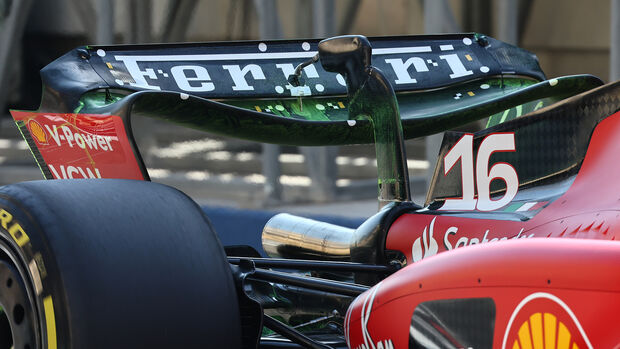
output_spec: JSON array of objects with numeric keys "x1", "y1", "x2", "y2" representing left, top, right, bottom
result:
[{"x1": 440, "y1": 133, "x2": 518, "y2": 211}]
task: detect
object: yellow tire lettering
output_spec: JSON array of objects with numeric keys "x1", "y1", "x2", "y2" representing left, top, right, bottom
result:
[
  {"x1": 0, "y1": 209, "x2": 31, "y2": 247},
  {"x1": 8, "y1": 222, "x2": 30, "y2": 247},
  {"x1": 0, "y1": 209, "x2": 12, "y2": 230},
  {"x1": 43, "y1": 296, "x2": 57, "y2": 349}
]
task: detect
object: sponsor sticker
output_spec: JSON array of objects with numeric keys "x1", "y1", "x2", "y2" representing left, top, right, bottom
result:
[
  {"x1": 28, "y1": 119, "x2": 49, "y2": 145},
  {"x1": 89, "y1": 36, "x2": 495, "y2": 100},
  {"x1": 11, "y1": 112, "x2": 144, "y2": 180},
  {"x1": 502, "y1": 293, "x2": 592, "y2": 349},
  {"x1": 410, "y1": 217, "x2": 534, "y2": 263}
]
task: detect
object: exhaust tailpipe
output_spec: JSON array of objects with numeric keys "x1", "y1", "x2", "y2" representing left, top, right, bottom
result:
[
  {"x1": 262, "y1": 204, "x2": 396, "y2": 266},
  {"x1": 262, "y1": 213, "x2": 354, "y2": 261}
]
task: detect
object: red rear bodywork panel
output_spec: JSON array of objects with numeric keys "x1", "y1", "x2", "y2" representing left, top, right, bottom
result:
[
  {"x1": 386, "y1": 110, "x2": 620, "y2": 264},
  {"x1": 358, "y1": 95, "x2": 620, "y2": 348},
  {"x1": 10, "y1": 111, "x2": 145, "y2": 180},
  {"x1": 345, "y1": 239, "x2": 620, "y2": 348}
]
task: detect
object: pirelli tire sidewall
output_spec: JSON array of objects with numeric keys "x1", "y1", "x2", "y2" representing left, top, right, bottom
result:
[
  {"x1": 0, "y1": 195, "x2": 63, "y2": 349},
  {"x1": 0, "y1": 179, "x2": 243, "y2": 349}
]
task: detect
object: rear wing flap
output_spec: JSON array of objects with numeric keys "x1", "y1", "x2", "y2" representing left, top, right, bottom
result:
[
  {"x1": 41, "y1": 33, "x2": 545, "y2": 109},
  {"x1": 12, "y1": 34, "x2": 603, "y2": 181}
]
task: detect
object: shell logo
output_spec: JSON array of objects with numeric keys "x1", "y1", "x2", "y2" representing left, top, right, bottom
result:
[
  {"x1": 28, "y1": 119, "x2": 48, "y2": 145},
  {"x1": 503, "y1": 293, "x2": 592, "y2": 349},
  {"x1": 513, "y1": 312, "x2": 580, "y2": 349}
]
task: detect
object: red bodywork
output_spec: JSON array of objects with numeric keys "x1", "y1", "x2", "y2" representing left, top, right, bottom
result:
[
  {"x1": 345, "y1": 239, "x2": 620, "y2": 348},
  {"x1": 388, "y1": 110, "x2": 620, "y2": 264},
  {"x1": 10, "y1": 111, "x2": 144, "y2": 180},
  {"x1": 345, "y1": 111, "x2": 620, "y2": 346}
]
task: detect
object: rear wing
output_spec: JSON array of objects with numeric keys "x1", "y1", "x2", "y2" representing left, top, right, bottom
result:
[
  {"x1": 10, "y1": 34, "x2": 603, "y2": 184},
  {"x1": 26, "y1": 33, "x2": 602, "y2": 143},
  {"x1": 41, "y1": 33, "x2": 546, "y2": 108}
]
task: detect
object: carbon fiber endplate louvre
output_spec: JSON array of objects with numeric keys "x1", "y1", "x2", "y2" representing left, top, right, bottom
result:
[{"x1": 15, "y1": 120, "x2": 53, "y2": 179}]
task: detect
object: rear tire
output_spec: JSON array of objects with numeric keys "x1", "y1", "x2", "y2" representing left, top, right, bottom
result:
[{"x1": 0, "y1": 179, "x2": 241, "y2": 348}]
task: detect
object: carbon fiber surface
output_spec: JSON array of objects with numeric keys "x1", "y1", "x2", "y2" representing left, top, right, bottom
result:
[{"x1": 428, "y1": 80, "x2": 620, "y2": 206}]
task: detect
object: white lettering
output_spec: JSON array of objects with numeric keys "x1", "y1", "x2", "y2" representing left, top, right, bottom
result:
[
  {"x1": 114, "y1": 56, "x2": 162, "y2": 90},
  {"x1": 416, "y1": 219, "x2": 537, "y2": 262},
  {"x1": 97, "y1": 136, "x2": 108, "y2": 151},
  {"x1": 48, "y1": 164, "x2": 61, "y2": 179},
  {"x1": 48, "y1": 165, "x2": 103, "y2": 179},
  {"x1": 514, "y1": 229, "x2": 523, "y2": 239},
  {"x1": 444, "y1": 226, "x2": 458, "y2": 250},
  {"x1": 443, "y1": 227, "x2": 534, "y2": 252},
  {"x1": 113, "y1": 47, "x2": 481, "y2": 94},
  {"x1": 67, "y1": 166, "x2": 79, "y2": 179},
  {"x1": 222, "y1": 64, "x2": 266, "y2": 91},
  {"x1": 45, "y1": 125, "x2": 62, "y2": 146},
  {"x1": 74, "y1": 133, "x2": 86, "y2": 149},
  {"x1": 170, "y1": 65, "x2": 215, "y2": 92},
  {"x1": 77, "y1": 167, "x2": 87, "y2": 178},
  {"x1": 482, "y1": 230, "x2": 490, "y2": 243},
  {"x1": 456, "y1": 237, "x2": 468, "y2": 248},
  {"x1": 276, "y1": 63, "x2": 320, "y2": 96},
  {"x1": 83, "y1": 134, "x2": 98, "y2": 150},
  {"x1": 105, "y1": 137, "x2": 113, "y2": 151},
  {"x1": 439, "y1": 53, "x2": 473, "y2": 79},
  {"x1": 61, "y1": 126, "x2": 74, "y2": 147},
  {"x1": 384, "y1": 57, "x2": 429, "y2": 84},
  {"x1": 275, "y1": 63, "x2": 295, "y2": 79},
  {"x1": 48, "y1": 126, "x2": 115, "y2": 152},
  {"x1": 275, "y1": 63, "x2": 319, "y2": 80}
]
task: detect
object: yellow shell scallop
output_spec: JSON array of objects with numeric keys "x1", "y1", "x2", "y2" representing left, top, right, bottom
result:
[
  {"x1": 29, "y1": 120, "x2": 47, "y2": 144},
  {"x1": 512, "y1": 312, "x2": 578, "y2": 349}
]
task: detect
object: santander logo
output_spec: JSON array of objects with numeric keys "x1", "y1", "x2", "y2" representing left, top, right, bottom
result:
[
  {"x1": 411, "y1": 217, "x2": 439, "y2": 262},
  {"x1": 408, "y1": 216, "x2": 535, "y2": 263}
]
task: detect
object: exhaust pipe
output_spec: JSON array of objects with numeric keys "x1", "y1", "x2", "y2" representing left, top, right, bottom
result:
[
  {"x1": 262, "y1": 204, "x2": 395, "y2": 266},
  {"x1": 262, "y1": 213, "x2": 354, "y2": 261}
]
